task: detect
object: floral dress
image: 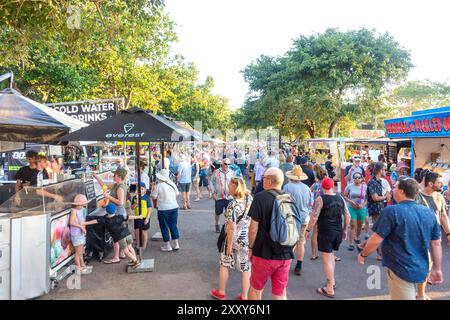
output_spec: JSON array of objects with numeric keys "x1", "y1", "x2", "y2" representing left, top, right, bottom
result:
[{"x1": 219, "y1": 195, "x2": 253, "y2": 272}]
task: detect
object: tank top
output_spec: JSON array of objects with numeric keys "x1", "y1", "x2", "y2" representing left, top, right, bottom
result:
[
  {"x1": 110, "y1": 183, "x2": 127, "y2": 218},
  {"x1": 70, "y1": 208, "x2": 85, "y2": 237},
  {"x1": 318, "y1": 194, "x2": 345, "y2": 235}
]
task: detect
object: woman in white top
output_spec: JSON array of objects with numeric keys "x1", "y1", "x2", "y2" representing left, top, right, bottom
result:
[{"x1": 151, "y1": 169, "x2": 180, "y2": 252}]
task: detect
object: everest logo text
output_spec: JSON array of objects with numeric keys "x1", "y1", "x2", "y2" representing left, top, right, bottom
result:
[{"x1": 105, "y1": 123, "x2": 145, "y2": 139}]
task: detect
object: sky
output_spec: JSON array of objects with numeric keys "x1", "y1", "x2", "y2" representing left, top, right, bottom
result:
[{"x1": 165, "y1": 0, "x2": 450, "y2": 110}]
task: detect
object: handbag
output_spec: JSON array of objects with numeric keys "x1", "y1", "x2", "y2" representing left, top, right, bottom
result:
[{"x1": 216, "y1": 197, "x2": 249, "y2": 252}]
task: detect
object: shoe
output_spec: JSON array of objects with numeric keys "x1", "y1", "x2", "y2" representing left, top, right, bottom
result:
[
  {"x1": 85, "y1": 265, "x2": 94, "y2": 271},
  {"x1": 365, "y1": 235, "x2": 369, "y2": 240},
  {"x1": 294, "y1": 267, "x2": 302, "y2": 276},
  {"x1": 210, "y1": 289, "x2": 226, "y2": 300},
  {"x1": 194, "y1": 198, "x2": 200, "y2": 202},
  {"x1": 131, "y1": 260, "x2": 141, "y2": 269},
  {"x1": 81, "y1": 267, "x2": 92, "y2": 275},
  {"x1": 127, "y1": 260, "x2": 135, "y2": 266},
  {"x1": 355, "y1": 239, "x2": 361, "y2": 245},
  {"x1": 171, "y1": 240, "x2": 180, "y2": 250},
  {"x1": 215, "y1": 225, "x2": 221, "y2": 233},
  {"x1": 161, "y1": 242, "x2": 173, "y2": 252},
  {"x1": 348, "y1": 245, "x2": 355, "y2": 251},
  {"x1": 187, "y1": 204, "x2": 192, "y2": 209},
  {"x1": 237, "y1": 293, "x2": 247, "y2": 300}
]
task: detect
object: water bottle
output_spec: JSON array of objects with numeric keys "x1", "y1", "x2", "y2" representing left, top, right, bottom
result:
[
  {"x1": 37, "y1": 173, "x2": 43, "y2": 187},
  {"x1": 67, "y1": 166, "x2": 72, "y2": 176}
]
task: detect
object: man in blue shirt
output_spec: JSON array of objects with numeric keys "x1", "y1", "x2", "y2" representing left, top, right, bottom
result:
[
  {"x1": 283, "y1": 165, "x2": 313, "y2": 276},
  {"x1": 358, "y1": 177, "x2": 443, "y2": 300}
]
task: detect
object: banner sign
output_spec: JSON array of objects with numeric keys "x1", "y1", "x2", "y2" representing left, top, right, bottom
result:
[
  {"x1": 0, "y1": 142, "x2": 25, "y2": 153},
  {"x1": 384, "y1": 111, "x2": 450, "y2": 138},
  {"x1": 350, "y1": 129, "x2": 385, "y2": 139},
  {"x1": 46, "y1": 98, "x2": 123, "y2": 124}
]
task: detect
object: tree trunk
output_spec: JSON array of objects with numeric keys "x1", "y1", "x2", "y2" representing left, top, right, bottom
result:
[
  {"x1": 305, "y1": 119, "x2": 316, "y2": 138},
  {"x1": 328, "y1": 119, "x2": 339, "y2": 138},
  {"x1": 125, "y1": 89, "x2": 133, "y2": 109}
]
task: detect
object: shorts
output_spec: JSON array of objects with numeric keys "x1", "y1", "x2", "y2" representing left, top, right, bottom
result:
[
  {"x1": 318, "y1": 233, "x2": 342, "y2": 253},
  {"x1": 348, "y1": 207, "x2": 367, "y2": 221},
  {"x1": 250, "y1": 256, "x2": 291, "y2": 296},
  {"x1": 179, "y1": 183, "x2": 191, "y2": 193},
  {"x1": 199, "y1": 175, "x2": 209, "y2": 187},
  {"x1": 192, "y1": 176, "x2": 200, "y2": 185},
  {"x1": 298, "y1": 224, "x2": 308, "y2": 245},
  {"x1": 134, "y1": 219, "x2": 150, "y2": 231},
  {"x1": 71, "y1": 234, "x2": 86, "y2": 247},
  {"x1": 118, "y1": 235, "x2": 133, "y2": 250},
  {"x1": 215, "y1": 199, "x2": 231, "y2": 215}
]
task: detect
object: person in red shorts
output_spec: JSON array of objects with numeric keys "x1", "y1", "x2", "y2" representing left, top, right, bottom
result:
[{"x1": 247, "y1": 167, "x2": 295, "y2": 300}]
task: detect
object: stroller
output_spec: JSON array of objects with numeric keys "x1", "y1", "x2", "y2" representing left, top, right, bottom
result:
[{"x1": 85, "y1": 215, "x2": 113, "y2": 262}]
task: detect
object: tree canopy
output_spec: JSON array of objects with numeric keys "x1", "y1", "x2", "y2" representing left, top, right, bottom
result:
[
  {"x1": 0, "y1": 0, "x2": 231, "y2": 131},
  {"x1": 238, "y1": 28, "x2": 413, "y2": 138}
]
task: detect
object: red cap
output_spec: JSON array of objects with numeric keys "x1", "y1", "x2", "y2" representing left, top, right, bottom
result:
[{"x1": 321, "y1": 178, "x2": 335, "y2": 190}]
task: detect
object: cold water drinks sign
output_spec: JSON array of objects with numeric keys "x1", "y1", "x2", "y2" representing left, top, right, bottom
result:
[
  {"x1": 385, "y1": 112, "x2": 450, "y2": 138},
  {"x1": 47, "y1": 99, "x2": 122, "y2": 124}
]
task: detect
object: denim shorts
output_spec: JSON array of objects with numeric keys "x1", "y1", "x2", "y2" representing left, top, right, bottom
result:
[{"x1": 71, "y1": 234, "x2": 86, "y2": 247}]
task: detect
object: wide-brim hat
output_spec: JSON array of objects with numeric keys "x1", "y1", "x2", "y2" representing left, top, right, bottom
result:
[
  {"x1": 72, "y1": 194, "x2": 90, "y2": 206},
  {"x1": 396, "y1": 164, "x2": 410, "y2": 172},
  {"x1": 156, "y1": 169, "x2": 171, "y2": 182},
  {"x1": 286, "y1": 165, "x2": 308, "y2": 181}
]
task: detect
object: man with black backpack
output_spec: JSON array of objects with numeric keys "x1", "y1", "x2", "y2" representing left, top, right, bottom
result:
[
  {"x1": 305, "y1": 178, "x2": 350, "y2": 298},
  {"x1": 248, "y1": 167, "x2": 302, "y2": 300}
]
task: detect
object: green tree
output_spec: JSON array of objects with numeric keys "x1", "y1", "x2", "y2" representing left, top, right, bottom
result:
[{"x1": 238, "y1": 28, "x2": 413, "y2": 138}]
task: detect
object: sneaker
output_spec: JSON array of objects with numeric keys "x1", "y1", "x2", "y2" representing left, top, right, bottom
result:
[
  {"x1": 81, "y1": 267, "x2": 92, "y2": 275},
  {"x1": 210, "y1": 289, "x2": 226, "y2": 300},
  {"x1": 194, "y1": 198, "x2": 201, "y2": 202},
  {"x1": 215, "y1": 225, "x2": 221, "y2": 233},
  {"x1": 85, "y1": 265, "x2": 94, "y2": 271},
  {"x1": 171, "y1": 240, "x2": 180, "y2": 250},
  {"x1": 354, "y1": 239, "x2": 361, "y2": 245},
  {"x1": 161, "y1": 243, "x2": 173, "y2": 252}
]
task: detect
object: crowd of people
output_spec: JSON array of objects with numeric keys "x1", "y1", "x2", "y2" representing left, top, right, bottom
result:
[{"x1": 12, "y1": 144, "x2": 449, "y2": 300}]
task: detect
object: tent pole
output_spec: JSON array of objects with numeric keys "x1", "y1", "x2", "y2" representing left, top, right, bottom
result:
[
  {"x1": 136, "y1": 141, "x2": 143, "y2": 261},
  {"x1": 161, "y1": 142, "x2": 165, "y2": 170}
]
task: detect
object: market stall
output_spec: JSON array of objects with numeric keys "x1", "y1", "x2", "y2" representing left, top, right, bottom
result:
[
  {"x1": 0, "y1": 171, "x2": 112, "y2": 299},
  {"x1": 385, "y1": 106, "x2": 450, "y2": 186}
]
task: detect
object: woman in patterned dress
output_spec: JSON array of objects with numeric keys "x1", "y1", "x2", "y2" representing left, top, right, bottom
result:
[{"x1": 211, "y1": 177, "x2": 253, "y2": 300}]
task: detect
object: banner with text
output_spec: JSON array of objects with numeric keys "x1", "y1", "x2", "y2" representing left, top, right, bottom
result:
[{"x1": 46, "y1": 99, "x2": 123, "y2": 124}]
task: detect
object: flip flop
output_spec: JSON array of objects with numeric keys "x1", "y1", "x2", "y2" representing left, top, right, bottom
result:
[
  {"x1": 317, "y1": 287, "x2": 335, "y2": 299},
  {"x1": 334, "y1": 256, "x2": 342, "y2": 262},
  {"x1": 119, "y1": 256, "x2": 127, "y2": 259},
  {"x1": 376, "y1": 256, "x2": 382, "y2": 261},
  {"x1": 103, "y1": 259, "x2": 120, "y2": 264},
  {"x1": 310, "y1": 256, "x2": 319, "y2": 260}
]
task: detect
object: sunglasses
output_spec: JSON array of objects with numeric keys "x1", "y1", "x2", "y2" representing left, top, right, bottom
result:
[{"x1": 354, "y1": 176, "x2": 363, "y2": 179}]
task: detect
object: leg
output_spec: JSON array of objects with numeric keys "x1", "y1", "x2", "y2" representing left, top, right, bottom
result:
[
  {"x1": 349, "y1": 220, "x2": 356, "y2": 246},
  {"x1": 218, "y1": 265, "x2": 229, "y2": 295},
  {"x1": 241, "y1": 271, "x2": 251, "y2": 300},
  {"x1": 74, "y1": 245, "x2": 83, "y2": 270},
  {"x1": 112, "y1": 242, "x2": 120, "y2": 261},
  {"x1": 123, "y1": 245, "x2": 137, "y2": 262},
  {"x1": 365, "y1": 215, "x2": 370, "y2": 238},
  {"x1": 249, "y1": 287, "x2": 264, "y2": 300},
  {"x1": 142, "y1": 230, "x2": 148, "y2": 250},
  {"x1": 135, "y1": 229, "x2": 140, "y2": 248},
  {"x1": 356, "y1": 220, "x2": 363, "y2": 241},
  {"x1": 168, "y1": 208, "x2": 180, "y2": 240},
  {"x1": 321, "y1": 252, "x2": 335, "y2": 295},
  {"x1": 311, "y1": 224, "x2": 318, "y2": 258},
  {"x1": 158, "y1": 210, "x2": 171, "y2": 242}
]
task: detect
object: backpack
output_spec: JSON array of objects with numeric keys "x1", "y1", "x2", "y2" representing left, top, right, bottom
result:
[{"x1": 267, "y1": 190, "x2": 302, "y2": 247}]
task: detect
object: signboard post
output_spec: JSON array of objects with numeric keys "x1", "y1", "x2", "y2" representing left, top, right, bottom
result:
[{"x1": 46, "y1": 98, "x2": 124, "y2": 124}]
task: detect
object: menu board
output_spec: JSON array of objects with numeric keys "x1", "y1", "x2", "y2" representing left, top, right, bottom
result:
[{"x1": 85, "y1": 179, "x2": 96, "y2": 201}]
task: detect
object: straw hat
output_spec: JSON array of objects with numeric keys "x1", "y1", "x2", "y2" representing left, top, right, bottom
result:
[
  {"x1": 72, "y1": 194, "x2": 90, "y2": 206},
  {"x1": 156, "y1": 169, "x2": 171, "y2": 182},
  {"x1": 286, "y1": 165, "x2": 308, "y2": 181}
]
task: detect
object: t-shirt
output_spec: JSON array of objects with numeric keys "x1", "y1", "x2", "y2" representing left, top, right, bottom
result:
[
  {"x1": 131, "y1": 194, "x2": 152, "y2": 219},
  {"x1": 372, "y1": 200, "x2": 441, "y2": 283},
  {"x1": 30, "y1": 168, "x2": 49, "y2": 186},
  {"x1": 178, "y1": 161, "x2": 192, "y2": 184},
  {"x1": 367, "y1": 177, "x2": 384, "y2": 216},
  {"x1": 345, "y1": 183, "x2": 367, "y2": 205},
  {"x1": 15, "y1": 166, "x2": 36, "y2": 186},
  {"x1": 264, "y1": 157, "x2": 280, "y2": 168},
  {"x1": 248, "y1": 190, "x2": 295, "y2": 260},
  {"x1": 105, "y1": 215, "x2": 130, "y2": 243},
  {"x1": 254, "y1": 162, "x2": 265, "y2": 181},
  {"x1": 283, "y1": 182, "x2": 313, "y2": 224},
  {"x1": 325, "y1": 161, "x2": 335, "y2": 178},
  {"x1": 301, "y1": 165, "x2": 315, "y2": 187}
]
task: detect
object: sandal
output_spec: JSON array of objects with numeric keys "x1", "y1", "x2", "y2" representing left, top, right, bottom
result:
[
  {"x1": 210, "y1": 289, "x2": 226, "y2": 300},
  {"x1": 310, "y1": 256, "x2": 319, "y2": 260},
  {"x1": 348, "y1": 245, "x2": 355, "y2": 251},
  {"x1": 103, "y1": 259, "x2": 120, "y2": 264},
  {"x1": 131, "y1": 260, "x2": 141, "y2": 269},
  {"x1": 376, "y1": 255, "x2": 382, "y2": 261},
  {"x1": 334, "y1": 256, "x2": 342, "y2": 262},
  {"x1": 317, "y1": 287, "x2": 335, "y2": 299},
  {"x1": 237, "y1": 293, "x2": 247, "y2": 300},
  {"x1": 119, "y1": 255, "x2": 127, "y2": 259}
]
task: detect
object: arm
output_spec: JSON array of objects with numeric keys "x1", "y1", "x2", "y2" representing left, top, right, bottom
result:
[
  {"x1": 358, "y1": 233, "x2": 384, "y2": 264},
  {"x1": 128, "y1": 215, "x2": 143, "y2": 220},
  {"x1": 83, "y1": 219, "x2": 99, "y2": 226},
  {"x1": 92, "y1": 173, "x2": 105, "y2": 187},
  {"x1": 145, "y1": 207, "x2": 151, "y2": 224},
  {"x1": 429, "y1": 240, "x2": 443, "y2": 284},
  {"x1": 345, "y1": 167, "x2": 353, "y2": 182},
  {"x1": 306, "y1": 197, "x2": 323, "y2": 233},
  {"x1": 439, "y1": 206, "x2": 450, "y2": 245},
  {"x1": 15, "y1": 180, "x2": 22, "y2": 193},
  {"x1": 371, "y1": 193, "x2": 385, "y2": 202},
  {"x1": 69, "y1": 210, "x2": 84, "y2": 229},
  {"x1": 225, "y1": 220, "x2": 236, "y2": 256},
  {"x1": 248, "y1": 219, "x2": 259, "y2": 260}
]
